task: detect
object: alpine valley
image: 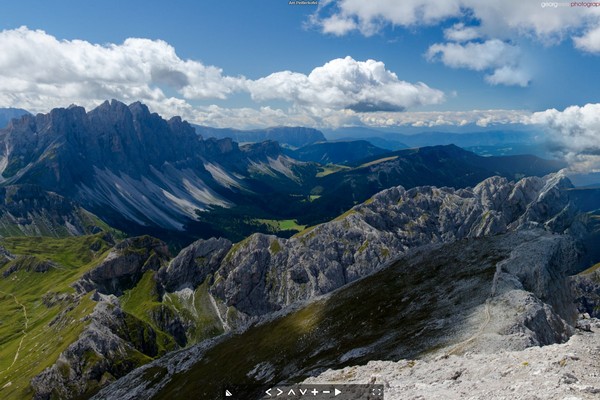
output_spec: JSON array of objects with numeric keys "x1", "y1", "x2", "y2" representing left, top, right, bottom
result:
[{"x1": 0, "y1": 101, "x2": 599, "y2": 400}]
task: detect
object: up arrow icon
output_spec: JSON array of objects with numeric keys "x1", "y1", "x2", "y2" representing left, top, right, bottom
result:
[{"x1": 288, "y1": 389, "x2": 296, "y2": 395}]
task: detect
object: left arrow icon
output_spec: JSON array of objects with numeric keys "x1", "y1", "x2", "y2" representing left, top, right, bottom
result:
[{"x1": 266, "y1": 388, "x2": 272, "y2": 396}]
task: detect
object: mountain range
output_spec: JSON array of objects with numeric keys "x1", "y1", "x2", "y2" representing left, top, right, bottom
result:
[
  {"x1": 0, "y1": 100, "x2": 599, "y2": 400},
  {"x1": 4, "y1": 171, "x2": 584, "y2": 400},
  {"x1": 0, "y1": 101, "x2": 566, "y2": 246},
  {"x1": 193, "y1": 125, "x2": 326, "y2": 148}
]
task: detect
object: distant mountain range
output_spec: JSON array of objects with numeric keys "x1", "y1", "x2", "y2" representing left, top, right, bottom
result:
[
  {"x1": 325, "y1": 127, "x2": 555, "y2": 158},
  {"x1": 285, "y1": 140, "x2": 388, "y2": 164},
  {"x1": 193, "y1": 125, "x2": 326, "y2": 148}
]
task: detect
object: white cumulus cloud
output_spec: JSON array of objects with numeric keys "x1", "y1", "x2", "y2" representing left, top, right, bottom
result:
[
  {"x1": 574, "y1": 25, "x2": 600, "y2": 53},
  {"x1": 530, "y1": 103, "x2": 600, "y2": 172},
  {"x1": 444, "y1": 23, "x2": 480, "y2": 42},
  {"x1": 426, "y1": 39, "x2": 530, "y2": 87},
  {"x1": 0, "y1": 26, "x2": 246, "y2": 114},
  {"x1": 0, "y1": 27, "x2": 446, "y2": 128},
  {"x1": 313, "y1": 0, "x2": 600, "y2": 41},
  {"x1": 248, "y1": 56, "x2": 445, "y2": 112}
]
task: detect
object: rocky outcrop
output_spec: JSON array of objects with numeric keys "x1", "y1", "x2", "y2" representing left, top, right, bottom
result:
[
  {"x1": 31, "y1": 173, "x2": 586, "y2": 400},
  {"x1": 30, "y1": 295, "x2": 167, "y2": 400},
  {"x1": 162, "y1": 173, "x2": 579, "y2": 322},
  {"x1": 572, "y1": 266, "x2": 600, "y2": 318},
  {"x1": 158, "y1": 237, "x2": 231, "y2": 292},
  {"x1": 0, "y1": 244, "x2": 14, "y2": 268},
  {"x1": 74, "y1": 236, "x2": 170, "y2": 295},
  {"x1": 2, "y1": 255, "x2": 59, "y2": 278},
  {"x1": 304, "y1": 321, "x2": 600, "y2": 400}
]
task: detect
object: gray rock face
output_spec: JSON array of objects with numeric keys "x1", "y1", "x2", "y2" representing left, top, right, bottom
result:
[
  {"x1": 30, "y1": 296, "x2": 163, "y2": 400},
  {"x1": 304, "y1": 323, "x2": 600, "y2": 400},
  {"x1": 187, "y1": 173, "x2": 578, "y2": 321},
  {"x1": 0, "y1": 107, "x2": 29, "y2": 129},
  {"x1": 572, "y1": 266, "x2": 600, "y2": 318},
  {"x1": 74, "y1": 235, "x2": 170, "y2": 295},
  {"x1": 158, "y1": 237, "x2": 232, "y2": 292},
  {"x1": 2, "y1": 255, "x2": 58, "y2": 278}
]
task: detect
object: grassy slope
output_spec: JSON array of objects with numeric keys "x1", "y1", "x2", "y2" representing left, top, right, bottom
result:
[
  {"x1": 0, "y1": 234, "x2": 112, "y2": 399},
  {"x1": 0, "y1": 233, "x2": 225, "y2": 399}
]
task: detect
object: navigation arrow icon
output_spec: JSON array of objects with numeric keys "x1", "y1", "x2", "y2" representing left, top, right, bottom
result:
[
  {"x1": 266, "y1": 388, "x2": 272, "y2": 396},
  {"x1": 276, "y1": 388, "x2": 284, "y2": 396},
  {"x1": 334, "y1": 388, "x2": 341, "y2": 396}
]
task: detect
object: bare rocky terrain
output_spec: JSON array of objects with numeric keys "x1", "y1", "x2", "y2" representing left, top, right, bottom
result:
[{"x1": 306, "y1": 319, "x2": 600, "y2": 400}]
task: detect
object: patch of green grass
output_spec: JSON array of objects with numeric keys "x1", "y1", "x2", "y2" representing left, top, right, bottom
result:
[
  {"x1": 252, "y1": 219, "x2": 306, "y2": 232},
  {"x1": 333, "y1": 209, "x2": 358, "y2": 222},
  {"x1": 358, "y1": 155, "x2": 399, "y2": 168},
  {"x1": 315, "y1": 164, "x2": 351, "y2": 178},
  {"x1": 292, "y1": 225, "x2": 319, "y2": 239},
  {"x1": 163, "y1": 281, "x2": 224, "y2": 344},
  {"x1": 580, "y1": 262, "x2": 600, "y2": 275},
  {"x1": 269, "y1": 240, "x2": 282, "y2": 254},
  {"x1": 120, "y1": 271, "x2": 177, "y2": 353},
  {"x1": 357, "y1": 240, "x2": 369, "y2": 254}
]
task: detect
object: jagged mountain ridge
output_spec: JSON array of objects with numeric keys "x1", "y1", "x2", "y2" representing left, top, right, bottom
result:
[
  {"x1": 0, "y1": 100, "x2": 308, "y2": 233},
  {"x1": 159, "y1": 173, "x2": 579, "y2": 321},
  {"x1": 0, "y1": 100, "x2": 564, "y2": 244}
]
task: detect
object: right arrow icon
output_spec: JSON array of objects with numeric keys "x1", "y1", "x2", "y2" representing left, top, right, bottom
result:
[{"x1": 334, "y1": 388, "x2": 341, "y2": 396}]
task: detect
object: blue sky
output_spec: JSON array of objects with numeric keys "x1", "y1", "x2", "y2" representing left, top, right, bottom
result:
[{"x1": 1, "y1": 0, "x2": 600, "y2": 136}]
